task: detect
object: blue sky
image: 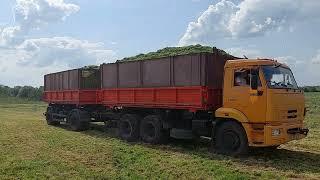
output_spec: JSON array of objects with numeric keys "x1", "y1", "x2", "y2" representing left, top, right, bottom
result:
[
  {"x1": 45, "y1": 0, "x2": 217, "y2": 56},
  {"x1": 0, "y1": 0, "x2": 319, "y2": 86}
]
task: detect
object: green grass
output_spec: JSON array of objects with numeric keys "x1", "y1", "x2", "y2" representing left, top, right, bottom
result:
[{"x1": 0, "y1": 93, "x2": 319, "y2": 179}]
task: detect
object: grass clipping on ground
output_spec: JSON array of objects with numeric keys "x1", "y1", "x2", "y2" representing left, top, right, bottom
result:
[
  {"x1": 118, "y1": 44, "x2": 236, "y2": 62},
  {"x1": 0, "y1": 94, "x2": 319, "y2": 179}
]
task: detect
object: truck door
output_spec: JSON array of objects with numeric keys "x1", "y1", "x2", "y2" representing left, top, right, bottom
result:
[{"x1": 224, "y1": 67, "x2": 267, "y2": 123}]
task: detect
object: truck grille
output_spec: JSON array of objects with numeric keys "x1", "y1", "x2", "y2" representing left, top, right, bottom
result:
[{"x1": 273, "y1": 108, "x2": 302, "y2": 121}]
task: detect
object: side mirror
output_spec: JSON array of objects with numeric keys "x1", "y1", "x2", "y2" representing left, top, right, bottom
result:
[{"x1": 251, "y1": 74, "x2": 258, "y2": 90}]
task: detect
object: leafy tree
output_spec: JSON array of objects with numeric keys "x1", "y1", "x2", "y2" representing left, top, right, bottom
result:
[
  {"x1": 302, "y1": 86, "x2": 320, "y2": 92},
  {"x1": 0, "y1": 85, "x2": 10, "y2": 96},
  {"x1": 9, "y1": 86, "x2": 22, "y2": 97},
  {"x1": 0, "y1": 85, "x2": 43, "y2": 101}
]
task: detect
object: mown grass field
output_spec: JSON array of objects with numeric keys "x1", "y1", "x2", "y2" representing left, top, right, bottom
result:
[{"x1": 0, "y1": 93, "x2": 319, "y2": 179}]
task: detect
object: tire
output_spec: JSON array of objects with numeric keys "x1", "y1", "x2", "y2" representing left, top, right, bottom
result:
[
  {"x1": 118, "y1": 114, "x2": 141, "y2": 142},
  {"x1": 68, "y1": 109, "x2": 90, "y2": 131},
  {"x1": 214, "y1": 121, "x2": 248, "y2": 156},
  {"x1": 140, "y1": 115, "x2": 169, "y2": 144},
  {"x1": 46, "y1": 106, "x2": 60, "y2": 126},
  {"x1": 262, "y1": 145, "x2": 280, "y2": 152}
]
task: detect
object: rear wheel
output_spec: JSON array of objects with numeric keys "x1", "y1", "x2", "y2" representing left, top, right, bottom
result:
[
  {"x1": 118, "y1": 114, "x2": 141, "y2": 142},
  {"x1": 214, "y1": 121, "x2": 248, "y2": 156},
  {"x1": 261, "y1": 145, "x2": 280, "y2": 152},
  {"x1": 46, "y1": 106, "x2": 60, "y2": 126},
  {"x1": 140, "y1": 115, "x2": 169, "y2": 144},
  {"x1": 68, "y1": 109, "x2": 90, "y2": 131}
]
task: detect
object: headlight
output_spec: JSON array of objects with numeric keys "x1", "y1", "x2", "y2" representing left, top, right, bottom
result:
[{"x1": 272, "y1": 129, "x2": 281, "y2": 136}]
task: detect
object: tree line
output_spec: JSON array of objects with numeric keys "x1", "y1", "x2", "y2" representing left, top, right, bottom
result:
[
  {"x1": 0, "y1": 85, "x2": 43, "y2": 101},
  {"x1": 0, "y1": 84, "x2": 319, "y2": 102},
  {"x1": 302, "y1": 86, "x2": 320, "y2": 92}
]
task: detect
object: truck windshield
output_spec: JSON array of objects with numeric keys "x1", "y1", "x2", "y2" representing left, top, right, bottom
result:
[{"x1": 262, "y1": 66, "x2": 298, "y2": 89}]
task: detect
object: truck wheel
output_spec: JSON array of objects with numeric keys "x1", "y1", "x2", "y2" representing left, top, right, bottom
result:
[
  {"x1": 262, "y1": 145, "x2": 280, "y2": 152},
  {"x1": 68, "y1": 109, "x2": 90, "y2": 131},
  {"x1": 46, "y1": 107, "x2": 60, "y2": 126},
  {"x1": 118, "y1": 114, "x2": 141, "y2": 142},
  {"x1": 140, "y1": 115, "x2": 169, "y2": 144},
  {"x1": 214, "y1": 121, "x2": 248, "y2": 156}
]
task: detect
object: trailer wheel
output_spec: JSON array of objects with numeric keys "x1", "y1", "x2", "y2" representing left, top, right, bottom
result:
[
  {"x1": 68, "y1": 109, "x2": 90, "y2": 131},
  {"x1": 214, "y1": 121, "x2": 248, "y2": 156},
  {"x1": 46, "y1": 107, "x2": 60, "y2": 126},
  {"x1": 140, "y1": 115, "x2": 169, "y2": 144},
  {"x1": 118, "y1": 114, "x2": 141, "y2": 142}
]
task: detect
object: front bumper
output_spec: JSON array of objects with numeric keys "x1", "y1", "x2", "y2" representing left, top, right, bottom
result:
[{"x1": 245, "y1": 123, "x2": 309, "y2": 147}]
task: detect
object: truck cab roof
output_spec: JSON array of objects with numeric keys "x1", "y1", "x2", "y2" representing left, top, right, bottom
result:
[{"x1": 225, "y1": 59, "x2": 289, "y2": 68}]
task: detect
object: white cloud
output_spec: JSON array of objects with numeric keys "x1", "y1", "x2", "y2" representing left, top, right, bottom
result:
[
  {"x1": 0, "y1": 26, "x2": 24, "y2": 47},
  {"x1": 0, "y1": 0, "x2": 115, "y2": 87},
  {"x1": 14, "y1": 0, "x2": 80, "y2": 28},
  {"x1": 179, "y1": 0, "x2": 237, "y2": 45},
  {"x1": 110, "y1": 41, "x2": 118, "y2": 45},
  {"x1": 1, "y1": 0, "x2": 80, "y2": 47},
  {"x1": 275, "y1": 55, "x2": 320, "y2": 86},
  {"x1": 0, "y1": 48, "x2": 64, "y2": 86},
  {"x1": 276, "y1": 56, "x2": 304, "y2": 67},
  {"x1": 179, "y1": 0, "x2": 320, "y2": 45},
  {"x1": 311, "y1": 50, "x2": 320, "y2": 65},
  {"x1": 17, "y1": 37, "x2": 115, "y2": 67},
  {"x1": 305, "y1": 51, "x2": 320, "y2": 85}
]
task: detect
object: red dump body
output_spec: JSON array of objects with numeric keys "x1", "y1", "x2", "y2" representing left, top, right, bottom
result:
[
  {"x1": 100, "y1": 87, "x2": 222, "y2": 111},
  {"x1": 43, "y1": 52, "x2": 231, "y2": 111},
  {"x1": 43, "y1": 68, "x2": 101, "y2": 105},
  {"x1": 100, "y1": 52, "x2": 228, "y2": 111}
]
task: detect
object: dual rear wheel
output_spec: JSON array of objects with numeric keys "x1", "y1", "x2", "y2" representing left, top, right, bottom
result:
[
  {"x1": 118, "y1": 114, "x2": 248, "y2": 156},
  {"x1": 140, "y1": 115, "x2": 169, "y2": 144},
  {"x1": 118, "y1": 114, "x2": 169, "y2": 144}
]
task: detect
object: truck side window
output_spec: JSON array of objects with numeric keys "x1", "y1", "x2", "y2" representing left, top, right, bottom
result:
[
  {"x1": 234, "y1": 69, "x2": 250, "y2": 86},
  {"x1": 234, "y1": 69, "x2": 262, "y2": 87}
]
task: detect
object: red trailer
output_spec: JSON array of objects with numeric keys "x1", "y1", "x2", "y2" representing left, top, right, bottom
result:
[
  {"x1": 43, "y1": 67, "x2": 103, "y2": 130},
  {"x1": 100, "y1": 53, "x2": 225, "y2": 111},
  {"x1": 43, "y1": 68, "x2": 101, "y2": 105},
  {"x1": 43, "y1": 49, "x2": 236, "y2": 146}
]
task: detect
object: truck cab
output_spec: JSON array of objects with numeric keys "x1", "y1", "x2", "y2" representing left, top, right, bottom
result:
[{"x1": 214, "y1": 59, "x2": 309, "y2": 154}]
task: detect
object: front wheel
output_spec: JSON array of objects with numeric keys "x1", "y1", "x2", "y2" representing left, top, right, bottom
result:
[{"x1": 214, "y1": 121, "x2": 248, "y2": 156}]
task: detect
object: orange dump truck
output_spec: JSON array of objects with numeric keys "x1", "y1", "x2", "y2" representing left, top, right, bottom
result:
[{"x1": 43, "y1": 49, "x2": 308, "y2": 156}]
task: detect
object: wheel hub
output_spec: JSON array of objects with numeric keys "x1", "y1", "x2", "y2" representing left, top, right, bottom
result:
[
  {"x1": 223, "y1": 130, "x2": 240, "y2": 150},
  {"x1": 121, "y1": 121, "x2": 132, "y2": 136},
  {"x1": 144, "y1": 122, "x2": 156, "y2": 139}
]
